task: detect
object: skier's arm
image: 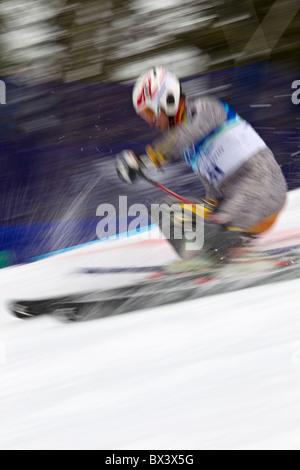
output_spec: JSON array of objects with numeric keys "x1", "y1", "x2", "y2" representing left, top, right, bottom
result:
[
  {"x1": 116, "y1": 98, "x2": 227, "y2": 184},
  {"x1": 145, "y1": 97, "x2": 227, "y2": 168}
]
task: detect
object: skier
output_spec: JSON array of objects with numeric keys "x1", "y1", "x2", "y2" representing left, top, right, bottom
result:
[{"x1": 116, "y1": 66, "x2": 287, "y2": 266}]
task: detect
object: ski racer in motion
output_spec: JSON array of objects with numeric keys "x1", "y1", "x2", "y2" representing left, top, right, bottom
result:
[
  {"x1": 8, "y1": 68, "x2": 299, "y2": 323},
  {"x1": 116, "y1": 66, "x2": 287, "y2": 267}
]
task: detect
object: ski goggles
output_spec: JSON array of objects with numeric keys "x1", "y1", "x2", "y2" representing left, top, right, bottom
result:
[{"x1": 139, "y1": 106, "x2": 160, "y2": 123}]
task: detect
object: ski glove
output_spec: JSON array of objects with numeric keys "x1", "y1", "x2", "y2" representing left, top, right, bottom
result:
[
  {"x1": 116, "y1": 150, "x2": 141, "y2": 184},
  {"x1": 116, "y1": 150, "x2": 157, "y2": 184}
]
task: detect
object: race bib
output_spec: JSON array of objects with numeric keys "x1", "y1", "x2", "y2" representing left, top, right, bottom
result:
[{"x1": 183, "y1": 119, "x2": 267, "y2": 188}]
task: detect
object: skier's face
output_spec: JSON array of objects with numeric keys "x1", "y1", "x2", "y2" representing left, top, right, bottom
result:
[
  {"x1": 140, "y1": 108, "x2": 170, "y2": 133},
  {"x1": 154, "y1": 110, "x2": 170, "y2": 132}
]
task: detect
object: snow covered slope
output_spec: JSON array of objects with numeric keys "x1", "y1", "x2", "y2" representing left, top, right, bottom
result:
[{"x1": 0, "y1": 190, "x2": 300, "y2": 450}]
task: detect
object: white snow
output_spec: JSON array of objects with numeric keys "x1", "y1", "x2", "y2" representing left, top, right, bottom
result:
[{"x1": 0, "y1": 189, "x2": 300, "y2": 450}]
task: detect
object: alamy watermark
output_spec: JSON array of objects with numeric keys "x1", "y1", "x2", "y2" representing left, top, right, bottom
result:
[
  {"x1": 0, "y1": 80, "x2": 6, "y2": 105},
  {"x1": 96, "y1": 196, "x2": 204, "y2": 251},
  {"x1": 291, "y1": 80, "x2": 300, "y2": 105}
]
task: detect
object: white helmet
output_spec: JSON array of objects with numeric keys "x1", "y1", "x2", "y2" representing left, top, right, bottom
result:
[{"x1": 132, "y1": 66, "x2": 181, "y2": 118}]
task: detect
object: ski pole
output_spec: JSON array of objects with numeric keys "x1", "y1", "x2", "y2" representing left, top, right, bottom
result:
[{"x1": 139, "y1": 171, "x2": 194, "y2": 205}]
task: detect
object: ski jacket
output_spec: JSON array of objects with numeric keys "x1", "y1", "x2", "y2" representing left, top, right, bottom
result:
[{"x1": 147, "y1": 97, "x2": 287, "y2": 230}]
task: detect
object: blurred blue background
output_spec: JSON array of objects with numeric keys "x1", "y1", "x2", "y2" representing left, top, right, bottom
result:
[{"x1": 0, "y1": 0, "x2": 299, "y2": 266}]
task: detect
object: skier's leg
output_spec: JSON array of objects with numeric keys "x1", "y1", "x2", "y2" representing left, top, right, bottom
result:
[{"x1": 149, "y1": 196, "x2": 248, "y2": 261}]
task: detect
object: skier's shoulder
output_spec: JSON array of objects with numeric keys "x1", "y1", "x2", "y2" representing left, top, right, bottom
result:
[{"x1": 185, "y1": 95, "x2": 226, "y2": 123}]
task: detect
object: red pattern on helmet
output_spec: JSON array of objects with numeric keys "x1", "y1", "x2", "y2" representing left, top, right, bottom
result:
[
  {"x1": 136, "y1": 86, "x2": 146, "y2": 108},
  {"x1": 136, "y1": 72, "x2": 163, "y2": 109}
]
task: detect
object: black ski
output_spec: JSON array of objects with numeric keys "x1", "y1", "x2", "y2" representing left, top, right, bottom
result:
[
  {"x1": 10, "y1": 256, "x2": 300, "y2": 323},
  {"x1": 10, "y1": 268, "x2": 215, "y2": 321},
  {"x1": 76, "y1": 244, "x2": 300, "y2": 275}
]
